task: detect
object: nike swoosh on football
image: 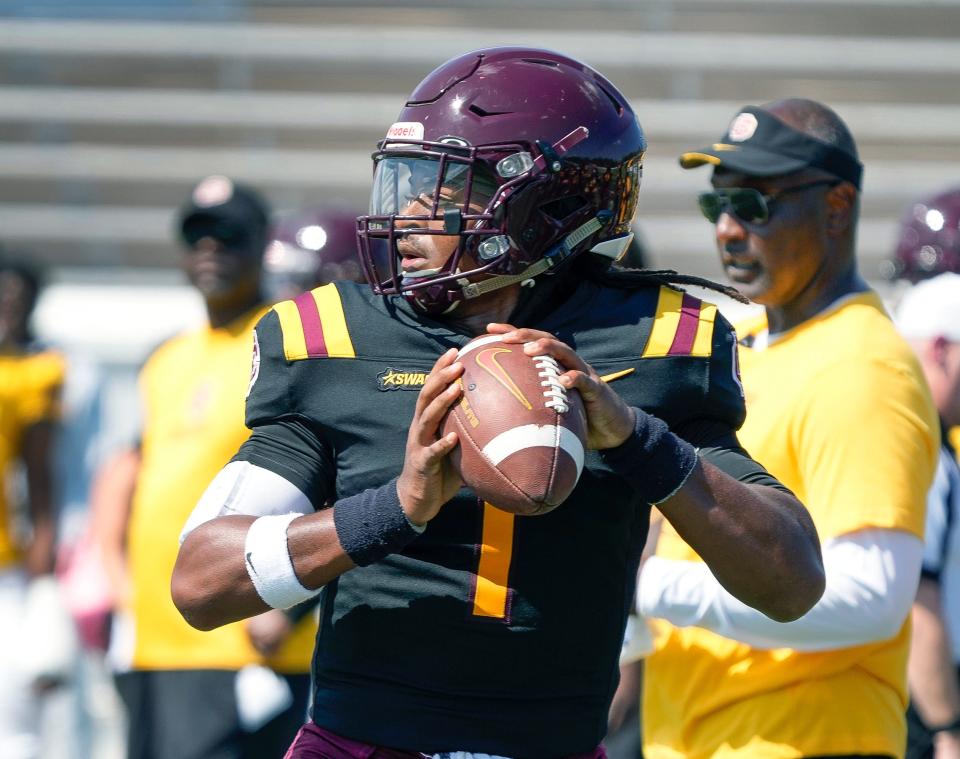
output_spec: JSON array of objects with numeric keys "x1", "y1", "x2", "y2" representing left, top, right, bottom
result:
[{"x1": 599, "y1": 368, "x2": 635, "y2": 383}]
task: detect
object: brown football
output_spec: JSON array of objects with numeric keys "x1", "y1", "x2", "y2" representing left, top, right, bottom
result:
[{"x1": 442, "y1": 334, "x2": 588, "y2": 516}]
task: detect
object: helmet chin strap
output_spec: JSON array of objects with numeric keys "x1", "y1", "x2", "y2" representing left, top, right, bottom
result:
[{"x1": 458, "y1": 219, "x2": 633, "y2": 300}]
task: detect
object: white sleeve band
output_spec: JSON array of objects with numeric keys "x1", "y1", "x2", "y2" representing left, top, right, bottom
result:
[
  {"x1": 180, "y1": 460, "x2": 314, "y2": 545},
  {"x1": 620, "y1": 613, "x2": 655, "y2": 664},
  {"x1": 639, "y1": 527, "x2": 923, "y2": 651},
  {"x1": 244, "y1": 513, "x2": 319, "y2": 610}
]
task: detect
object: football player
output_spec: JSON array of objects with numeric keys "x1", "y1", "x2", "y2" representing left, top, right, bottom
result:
[
  {"x1": 172, "y1": 49, "x2": 824, "y2": 758},
  {"x1": 886, "y1": 186, "x2": 960, "y2": 283},
  {"x1": 263, "y1": 206, "x2": 366, "y2": 302}
]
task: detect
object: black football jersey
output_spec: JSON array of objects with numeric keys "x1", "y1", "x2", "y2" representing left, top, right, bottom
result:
[{"x1": 237, "y1": 279, "x2": 780, "y2": 756}]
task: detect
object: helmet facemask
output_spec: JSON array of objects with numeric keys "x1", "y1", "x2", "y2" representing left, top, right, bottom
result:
[{"x1": 358, "y1": 130, "x2": 638, "y2": 314}]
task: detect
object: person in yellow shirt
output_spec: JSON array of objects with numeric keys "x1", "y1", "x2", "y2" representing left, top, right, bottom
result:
[
  {"x1": 108, "y1": 176, "x2": 316, "y2": 759},
  {"x1": 640, "y1": 99, "x2": 939, "y2": 759},
  {"x1": 0, "y1": 257, "x2": 71, "y2": 759}
]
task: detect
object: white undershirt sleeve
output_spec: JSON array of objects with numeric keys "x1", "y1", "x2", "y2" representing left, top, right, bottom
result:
[
  {"x1": 179, "y1": 460, "x2": 314, "y2": 545},
  {"x1": 638, "y1": 527, "x2": 923, "y2": 651}
]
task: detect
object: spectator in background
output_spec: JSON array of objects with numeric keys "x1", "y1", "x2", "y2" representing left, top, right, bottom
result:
[
  {"x1": 104, "y1": 176, "x2": 316, "y2": 759},
  {"x1": 641, "y1": 99, "x2": 939, "y2": 759},
  {"x1": 0, "y1": 257, "x2": 74, "y2": 759},
  {"x1": 263, "y1": 206, "x2": 366, "y2": 302},
  {"x1": 896, "y1": 274, "x2": 960, "y2": 759}
]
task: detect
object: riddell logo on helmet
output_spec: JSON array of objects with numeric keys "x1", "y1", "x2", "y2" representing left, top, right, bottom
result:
[
  {"x1": 377, "y1": 368, "x2": 427, "y2": 391},
  {"x1": 386, "y1": 122, "x2": 424, "y2": 140}
]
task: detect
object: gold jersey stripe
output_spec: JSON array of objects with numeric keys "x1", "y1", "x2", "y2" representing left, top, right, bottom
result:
[
  {"x1": 690, "y1": 302, "x2": 718, "y2": 357},
  {"x1": 599, "y1": 368, "x2": 636, "y2": 383},
  {"x1": 471, "y1": 503, "x2": 515, "y2": 619},
  {"x1": 313, "y1": 284, "x2": 356, "y2": 359},
  {"x1": 273, "y1": 299, "x2": 308, "y2": 361},
  {"x1": 642, "y1": 287, "x2": 684, "y2": 358}
]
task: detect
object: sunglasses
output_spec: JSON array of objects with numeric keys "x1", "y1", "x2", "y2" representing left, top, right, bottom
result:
[
  {"x1": 183, "y1": 223, "x2": 254, "y2": 250},
  {"x1": 698, "y1": 179, "x2": 839, "y2": 225}
]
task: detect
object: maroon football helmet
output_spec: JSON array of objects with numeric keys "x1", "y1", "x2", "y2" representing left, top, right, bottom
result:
[
  {"x1": 264, "y1": 206, "x2": 365, "y2": 301},
  {"x1": 357, "y1": 47, "x2": 646, "y2": 313},
  {"x1": 887, "y1": 186, "x2": 960, "y2": 282}
]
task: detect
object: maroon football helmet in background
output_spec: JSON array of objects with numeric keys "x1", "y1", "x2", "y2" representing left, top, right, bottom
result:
[
  {"x1": 357, "y1": 47, "x2": 646, "y2": 313},
  {"x1": 886, "y1": 186, "x2": 960, "y2": 282},
  {"x1": 264, "y1": 206, "x2": 365, "y2": 301}
]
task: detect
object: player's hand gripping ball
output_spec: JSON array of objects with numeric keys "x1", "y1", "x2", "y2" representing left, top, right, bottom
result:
[{"x1": 441, "y1": 334, "x2": 588, "y2": 515}]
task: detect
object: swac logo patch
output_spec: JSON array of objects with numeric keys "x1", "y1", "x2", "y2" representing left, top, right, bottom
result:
[{"x1": 377, "y1": 368, "x2": 427, "y2": 391}]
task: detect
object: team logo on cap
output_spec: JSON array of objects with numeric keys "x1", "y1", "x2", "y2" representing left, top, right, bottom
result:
[
  {"x1": 193, "y1": 175, "x2": 234, "y2": 207},
  {"x1": 728, "y1": 113, "x2": 758, "y2": 142}
]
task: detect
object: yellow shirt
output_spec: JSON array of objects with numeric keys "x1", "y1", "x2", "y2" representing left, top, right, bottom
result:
[
  {"x1": 0, "y1": 348, "x2": 65, "y2": 568},
  {"x1": 125, "y1": 306, "x2": 315, "y2": 672},
  {"x1": 644, "y1": 291, "x2": 938, "y2": 759}
]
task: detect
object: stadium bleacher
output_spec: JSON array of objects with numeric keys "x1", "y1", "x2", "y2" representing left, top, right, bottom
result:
[{"x1": 0, "y1": 0, "x2": 957, "y2": 281}]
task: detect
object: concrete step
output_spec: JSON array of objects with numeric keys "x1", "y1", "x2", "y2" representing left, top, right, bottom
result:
[{"x1": 0, "y1": 21, "x2": 956, "y2": 77}]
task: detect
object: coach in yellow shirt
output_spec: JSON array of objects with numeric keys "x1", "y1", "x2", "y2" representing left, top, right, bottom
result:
[
  {"x1": 641, "y1": 100, "x2": 938, "y2": 759},
  {"x1": 112, "y1": 177, "x2": 316, "y2": 759}
]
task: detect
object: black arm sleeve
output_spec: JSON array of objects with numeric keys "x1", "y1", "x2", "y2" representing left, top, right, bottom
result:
[
  {"x1": 672, "y1": 312, "x2": 791, "y2": 494},
  {"x1": 236, "y1": 308, "x2": 336, "y2": 508},
  {"x1": 676, "y1": 417, "x2": 792, "y2": 494},
  {"x1": 233, "y1": 418, "x2": 335, "y2": 509}
]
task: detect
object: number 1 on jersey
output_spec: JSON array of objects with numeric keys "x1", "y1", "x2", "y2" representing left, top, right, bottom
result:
[{"x1": 470, "y1": 502, "x2": 515, "y2": 619}]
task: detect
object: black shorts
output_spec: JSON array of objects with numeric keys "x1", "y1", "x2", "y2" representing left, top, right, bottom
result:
[{"x1": 115, "y1": 669, "x2": 310, "y2": 759}]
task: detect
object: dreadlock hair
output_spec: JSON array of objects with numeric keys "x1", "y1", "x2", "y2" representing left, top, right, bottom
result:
[
  {"x1": 576, "y1": 252, "x2": 750, "y2": 304},
  {"x1": 599, "y1": 267, "x2": 750, "y2": 304}
]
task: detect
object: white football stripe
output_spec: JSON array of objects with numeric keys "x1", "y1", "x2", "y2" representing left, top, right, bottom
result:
[
  {"x1": 457, "y1": 333, "x2": 505, "y2": 359},
  {"x1": 481, "y1": 424, "x2": 585, "y2": 477}
]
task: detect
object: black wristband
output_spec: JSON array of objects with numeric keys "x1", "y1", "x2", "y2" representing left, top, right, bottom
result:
[
  {"x1": 333, "y1": 478, "x2": 423, "y2": 567},
  {"x1": 599, "y1": 407, "x2": 699, "y2": 504},
  {"x1": 928, "y1": 715, "x2": 960, "y2": 735}
]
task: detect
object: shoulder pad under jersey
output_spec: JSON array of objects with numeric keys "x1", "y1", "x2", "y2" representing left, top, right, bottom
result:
[
  {"x1": 245, "y1": 283, "x2": 358, "y2": 427},
  {"x1": 639, "y1": 285, "x2": 720, "y2": 360},
  {"x1": 640, "y1": 286, "x2": 746, "y2": 430}
]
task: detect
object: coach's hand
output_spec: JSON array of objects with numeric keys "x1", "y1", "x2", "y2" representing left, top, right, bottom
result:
[
  {"x1": 397, "y1": 348, "x2": 464, "y2": 526},
  {"x1": 489, "y1": 323, "x2": 636, "y2": 450}
]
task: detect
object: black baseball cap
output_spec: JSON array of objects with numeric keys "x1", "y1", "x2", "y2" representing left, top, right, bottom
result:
[
  {"x1": 177, "y1": 175, "x2": 271, "y2": 249},
  {"x1": 679, "y1": 106, "x2": 863, "y2": 190}
]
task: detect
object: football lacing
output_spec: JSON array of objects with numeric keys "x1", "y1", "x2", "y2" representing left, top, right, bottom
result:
[{"x1": 535, "y1": 356, "x2": 569, "y2": 414}]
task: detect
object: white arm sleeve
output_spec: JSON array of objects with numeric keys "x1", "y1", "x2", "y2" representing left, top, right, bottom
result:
[
  {"x1": 638, "y1": 528, "x2": 923, "y2": 651},
  {"x1": 179, "y1": 460, "x2": 314, "y2": 545}
]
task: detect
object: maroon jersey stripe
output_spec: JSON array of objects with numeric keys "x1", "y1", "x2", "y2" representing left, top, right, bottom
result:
[
  {"x1": 668, "y1": 293, "x2": 701, "y2": 356},
  {"x1": 294, "y1": 290, "x2": 328, "y2": 357}
]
